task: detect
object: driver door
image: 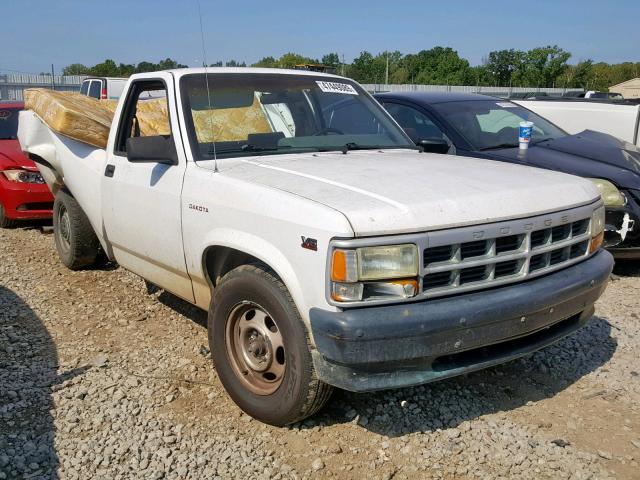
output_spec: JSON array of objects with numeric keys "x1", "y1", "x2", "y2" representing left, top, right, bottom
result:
[{"x1": 101, "y1": 74, "x2": 194, "y2": 303}]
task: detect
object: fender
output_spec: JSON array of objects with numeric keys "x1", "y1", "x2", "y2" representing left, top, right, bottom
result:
[{"x1": 192, "y1": 228, "x2": 312, "y2": 323}]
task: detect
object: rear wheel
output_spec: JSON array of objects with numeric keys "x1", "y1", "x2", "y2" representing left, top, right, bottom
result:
[
  {"x1": 53, "y1": 190, "x2": 100, "y2": 270},
  {"x1": 0, "y1": 203, "x2": 17, "y2": 228},
  {"x1": 209, "y1": 264, "x2": 333, "y2": 426}
]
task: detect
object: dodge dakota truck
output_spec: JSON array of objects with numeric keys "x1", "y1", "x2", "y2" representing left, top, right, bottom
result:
[{"x1": 17, "y1": 68, "x2": 613, "y2": 426}]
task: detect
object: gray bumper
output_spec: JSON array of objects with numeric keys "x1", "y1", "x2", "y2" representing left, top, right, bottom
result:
[{"x1": 310, "y1": 250, "x2": 613, "y2": 392}]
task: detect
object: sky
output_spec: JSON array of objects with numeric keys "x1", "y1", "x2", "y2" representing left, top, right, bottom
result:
[{"x1": 2, "y1": 0, "x2": 639, "y2": 75}]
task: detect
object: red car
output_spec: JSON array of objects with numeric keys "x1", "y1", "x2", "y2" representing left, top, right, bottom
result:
[{"x1": 0, "y1": 101, "x2": 53, "y2": 227}]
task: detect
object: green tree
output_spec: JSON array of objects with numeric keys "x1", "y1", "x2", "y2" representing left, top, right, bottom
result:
[
  {"x1": 278, "y1": 52, "x2": 317, "y2": 68},
  {"x1": 515, "y1": 46, "x2": 571, "y2": 87},
  {"x1": 484, "y1": 49, "x2": 523, "y2": 86},
  {"x1": 252, "y1": 56, "x2": 278, "y2": 68},
  {"x1": 62, "y1": 63, "x2": 90, "y2": 75},
  {"x1": 90, "y1": 59, "x2": 119, "y2": 76},
  {"x1": 321, "y1": 53, "x2": 340, "y2": 66},
  {"x1": 403, "y1": 47, "x2": 472, "y2": 85}
]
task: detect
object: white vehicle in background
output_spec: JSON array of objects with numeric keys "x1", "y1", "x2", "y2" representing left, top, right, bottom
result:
[
  {"x1": 79, "y1": 77, "x2": 127, "y2": 100},
  {"x1": 18, "y1": 68, "x2": 613, "y2": 425},
  {"x1": 584, "y1": 91, "x2": 624, "y2": 100},
  {"x1": 514, "y1": 98, "x2": 640, "y2": 147}
]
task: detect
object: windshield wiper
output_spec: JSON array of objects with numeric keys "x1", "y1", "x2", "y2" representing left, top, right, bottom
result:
[
  {"x1": 241, "y1": 143, "x2": 291, "y2": 152},
  {"x1": 479, "y1": 142, "x2": 520, "y2": 151},
  {"x1": 314, "y1": 143, "x2": 416, "y2": 154}
]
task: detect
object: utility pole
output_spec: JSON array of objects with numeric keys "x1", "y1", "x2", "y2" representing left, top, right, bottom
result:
[
  {"x1": 385, "y1": 53, "x2": 389, "y2": 85},
  {"x1": 341, "y1": 54, "x2": 345, "y2": 76},
  {"x1": 51, "y1": 64, "x2": 55, "y2": 90}
]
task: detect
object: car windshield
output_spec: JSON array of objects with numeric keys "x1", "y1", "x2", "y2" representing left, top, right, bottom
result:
[
  {"x1": 180, "y1": 73, "x2": 414, "y2": 159},
  {"x1": 0, "y1": 107, "x2": 20, "y2": 140},
  {"x1": 432, "y1": 100, "x2": 566, "y2": 151}
]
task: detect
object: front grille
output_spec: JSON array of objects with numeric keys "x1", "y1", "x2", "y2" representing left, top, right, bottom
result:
[
  {"x1": 424, "y1": 245, "x2": 453, "y2": 265},
  {"x1": 421, "y1": 211, "x2": 593, "y2": 298},
  {"x1": 460, "y1": 240, "x2": 488, "y2": 259}
]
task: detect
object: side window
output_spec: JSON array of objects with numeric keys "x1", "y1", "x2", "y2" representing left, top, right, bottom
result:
[
  {"x1": 80, "y1": 81, "x2": 89, "y2": 95},
  {"x1": 384, "y1": 103, "x2": 446, "y2": 142},
  {"x1": 323, "y1": 97, "x2": 381, "y2": 135},
  {"x1": 88, "y1": 80, "x2": 101, "y2": 99},
  {"x1": 115, "y1": 80, "x2": 171, "y2": 155}
]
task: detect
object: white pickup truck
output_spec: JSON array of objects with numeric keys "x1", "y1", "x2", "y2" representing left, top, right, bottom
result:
[
  {"x1": 18, "y1": 68, "x2": 613, "y2": 426},
  {"x1": 514, "y1": 99, "x2": 640, "y2": 147}
]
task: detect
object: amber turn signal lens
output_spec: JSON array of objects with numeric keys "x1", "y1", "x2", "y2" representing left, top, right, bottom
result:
[
  {"x1": 331, "y1": 250, "x2": 347, "y2": 282},
  {"x1": 389, "y1": 279, "x2": 419, "y2": 296},
  {"x1": 589, "y1": 231, "x2": 604, "y2": 253}
]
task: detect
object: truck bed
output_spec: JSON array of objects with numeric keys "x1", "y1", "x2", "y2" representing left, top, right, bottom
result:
[{"x1": 18, "y1": 110, "x2": 106, "y2": 243}]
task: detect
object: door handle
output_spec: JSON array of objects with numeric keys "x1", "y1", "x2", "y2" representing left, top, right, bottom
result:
[{"x1": 104, "y1": 164, "x2": 115, "y2": 178}]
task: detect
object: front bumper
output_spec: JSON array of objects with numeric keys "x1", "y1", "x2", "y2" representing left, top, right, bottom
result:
[
  {"x1": 310, "y1": 250, "x2": 613, "y2": 392},
  {"x1": 0, "y1": 176, "x2": 53, "y2": 220}
]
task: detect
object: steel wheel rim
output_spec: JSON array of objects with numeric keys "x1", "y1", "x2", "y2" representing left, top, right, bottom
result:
[
  {"x1": 225, "y1": 302, "x2": 286, "y2": 395},
  {"x1": 58, "y1": 205, "x2": 71, "y2": 252}
]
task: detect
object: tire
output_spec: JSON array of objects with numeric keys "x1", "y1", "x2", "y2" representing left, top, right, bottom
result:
[
  {"x1": 53, "y1": 190, "x2": 100, "y2": 270},
  {"x1": 0, "y1": 203, "x2": 17, "y2": 228},
  {"x1": 209, "y1": 264, "x2": 333, "y2": 426}
]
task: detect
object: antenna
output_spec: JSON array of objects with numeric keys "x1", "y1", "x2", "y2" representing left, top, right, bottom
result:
[{"x1": 197, "y1": 0, "x2": 218, "y2": 172}]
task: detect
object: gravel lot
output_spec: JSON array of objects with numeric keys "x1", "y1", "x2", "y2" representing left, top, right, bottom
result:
[{"x1": 1, "y1": 225, "x2": 639, "y2": 480}]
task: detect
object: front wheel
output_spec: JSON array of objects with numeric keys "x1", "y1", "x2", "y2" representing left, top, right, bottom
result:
[
  {"x1": 209, "y1": 264, "x2": 333, "y2": 426},
  {"x1": 0, "y1": 203, "x2": 17, "y2": 228}
]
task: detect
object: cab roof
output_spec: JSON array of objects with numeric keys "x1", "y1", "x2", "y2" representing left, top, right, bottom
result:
[
  {"x1": 137, "y1": 67, "x2": 346, "y2": 81},
  {"x1": 374, "y1": 91, "x2": 498, "y2": 104}
]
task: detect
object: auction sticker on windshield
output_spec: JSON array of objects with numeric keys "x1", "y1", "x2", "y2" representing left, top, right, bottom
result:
[{"x1": 316, "y1": 81, "x2": 358, "y2": 95}]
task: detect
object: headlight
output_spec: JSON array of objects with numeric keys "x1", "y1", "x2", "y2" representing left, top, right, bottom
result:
[
  {"x1": 2, "y1": 169, "x2": 45, "y2": 184},
  {"x1": 588, "y1": 178, "x2": 626, "y2": 207},
  {"x1": 331, "y1": 244, "x2": 419, "y2": 302},
  {"x1": 589, "y1": 205, "x2": 605, "y2": 253}
]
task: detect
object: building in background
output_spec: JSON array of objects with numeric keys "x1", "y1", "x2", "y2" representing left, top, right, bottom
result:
[{"x1": 610, "y1": 78, "x2": 640, "y2": 99}]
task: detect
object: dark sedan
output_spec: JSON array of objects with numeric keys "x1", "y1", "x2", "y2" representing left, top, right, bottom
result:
[{"x1": 375, "y1": 92, "x2": 640, "y2": 259}]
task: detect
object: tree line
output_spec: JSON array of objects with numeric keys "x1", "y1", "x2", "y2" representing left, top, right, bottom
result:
[{"x1": 63, "y1": 48, "x2": 640, "y2": 91}]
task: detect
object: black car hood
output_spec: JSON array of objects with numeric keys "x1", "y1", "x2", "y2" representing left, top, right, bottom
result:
[{"x1": 491, "y1": 130, "x2": 640, "y2": 189}]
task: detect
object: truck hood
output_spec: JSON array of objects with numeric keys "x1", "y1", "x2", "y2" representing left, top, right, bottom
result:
[
  {"x1": 218, "y1": 150, "x2": 599, "y2": 236},
  {"x1": 490, "y1": 130, "x2": 640, "y2": 190},
  {"x1": 0, "y1": 139, "x2": 38, "y2": 170}
]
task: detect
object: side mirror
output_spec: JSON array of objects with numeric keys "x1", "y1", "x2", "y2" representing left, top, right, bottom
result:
[
  {"x1": 126, "y1": 136, "x2": 178, "y2": 165},
  {"x1": 417, "y1": 138, "x2": 450, "y2": 154}
]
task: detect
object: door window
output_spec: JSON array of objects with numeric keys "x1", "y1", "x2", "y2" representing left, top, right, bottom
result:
[
  {"x1": 80, "y1": 81, "x2": 90, "y2": 95},
  {"x1": 115, "y1": 80, "x2": 171, "y2": 155},
  {"x1": 384, "y1": 102, "x2": 446, "y2": 142},
  {"x1": 88, "y1": 80, "x2": 102, "y2": 99}
]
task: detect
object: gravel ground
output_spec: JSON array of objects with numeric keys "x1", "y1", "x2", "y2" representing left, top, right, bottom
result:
[{"x1": 1, "y1": 225, "x2": 639, "y2": 480}]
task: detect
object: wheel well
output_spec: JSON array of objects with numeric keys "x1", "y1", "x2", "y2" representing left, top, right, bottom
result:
[{"x1": 203, "y1": 246, "x2": 278, "y2": 287}]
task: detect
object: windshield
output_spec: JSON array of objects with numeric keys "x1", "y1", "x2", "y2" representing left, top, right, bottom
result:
[
  {"x1": 0, "y1": 108, "x2": 20, "y2": 140},
  {"x1": 432, "y1": 100, "x2": 566, "y2": 151},
  {"x1": 180, "y1": 73, "x2": 414, "y2": 159}
]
